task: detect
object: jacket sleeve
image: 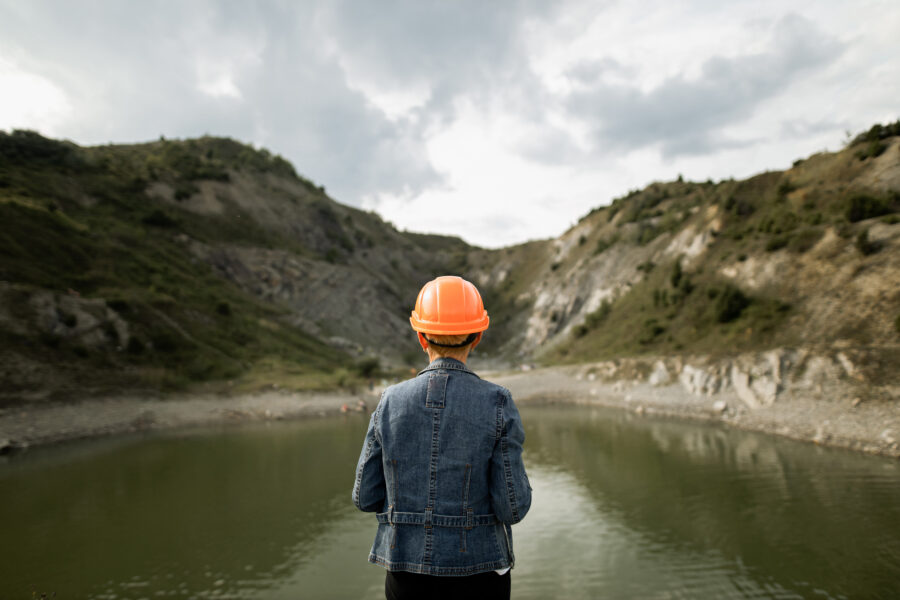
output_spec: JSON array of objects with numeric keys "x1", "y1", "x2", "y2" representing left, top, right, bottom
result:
[
  {"x1": 352, "y1": 403, "x2": 386, "y2": 512},
  {"x1": 490, "y1": 389, "x2": 532, "y2": 524}
]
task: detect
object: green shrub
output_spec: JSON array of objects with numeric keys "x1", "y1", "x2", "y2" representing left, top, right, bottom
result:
[
  {"x1": 636, "y1": 223, "x2": 661, "y2": 245},
  {"x1": 585, "y1": 300, "x2": 612, "y2": 328},
  {"x1": 836, "y1": 223, "x2": 854, "y2": 238},
  {"x1": 758, "y1": 211, "x2": 799, "y2": 234},
  {"x1": 216, "y1": 301, "x2": 231, "y2": 316},
  {"x1": 638, "y1": 319, "x2": 665, "y2": 344},
  {"x1": 106, "y1": 299, "x2": 131, "y2": 313},
  {"x1": 653, "y1": 289, "x2": 668, "y2": 307},
  {"x1": 850, "y1": 120, "x2": 900, "y2": 146},
  {"x1": 637, "y1": 261, "x2": 655, "y2": 274},
  {"x1": 174, "y1": 182, "x2": 198, "y2": 200},
  {"x1": 0, "y1": 129, "x2": 83, "y2": 168},
  {"x1": 606, "y1": 204, "x2": 620, "y2": 222},
  {"x1": 714, "y1": 285, "x2": 750, "y2": 323},
  {"x1": 142, "y1": 210, "x2": 178, "y2": 228},
  {"x1": 855, "y1": 229, "x2": 878, "y2": 255},
  {"x1": 765, "y1": 235, "x2": 789, "y2": 252},
  {"x1": 150, "y1": 332, "x2": 180, "y2": 353},
  {"x1": 126, "y1": 337, "x2": 145, "y2": 355},
  {"x1": 355, "y1": 356, "x2": 380, "y2": 378},
  {"x1": 788, "y1": 228, "x2": 824, "y2": 253},
  {"x1": 845, "y1": 194, "x2": 892, "y2": 222},
  {"x1": 594, "y1": 234, "x2": 619, "y2": 255},
  {"x1": 856, "y1": 140, "x2": 887, "y2": 161},
  {"x1": 670, "y1": 261, "x2": 683, "y2": 288},
  {"x1": 776, "y1": 179, "x2": 797, "y2": 199}
]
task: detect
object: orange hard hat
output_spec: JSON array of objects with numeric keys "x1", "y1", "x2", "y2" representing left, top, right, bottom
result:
[{"x1": 410, "y1": 276, "x2": 490, "y2": 335}]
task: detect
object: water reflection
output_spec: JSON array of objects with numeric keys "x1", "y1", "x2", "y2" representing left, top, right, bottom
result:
[
  {"x1": 519, "y1": 405, "x2": 900, "y2": 599},
  {"x1": 0, "y1": 416, "x2": 382, "y2": 599},
  {"x1": 1, "y1": 405, "x2": 898, "y2": 599}
]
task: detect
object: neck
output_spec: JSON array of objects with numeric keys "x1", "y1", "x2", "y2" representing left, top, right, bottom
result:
[{"x1": 426, "y1": 350, "x2": 469, "y2": 364}]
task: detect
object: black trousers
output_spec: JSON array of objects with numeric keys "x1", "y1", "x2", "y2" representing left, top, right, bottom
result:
[{"x1": 385, "y1": 569, "x2": 511, "y2": 600}]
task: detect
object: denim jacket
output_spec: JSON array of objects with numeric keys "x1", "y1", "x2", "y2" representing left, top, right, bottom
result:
[{"x1": 352, "y1": 357, "x2": 532, "y2": 576}]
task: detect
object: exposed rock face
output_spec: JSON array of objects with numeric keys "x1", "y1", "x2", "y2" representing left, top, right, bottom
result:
[
  {"x1": 648, "y1": 361, "x2": 671, "y2": 386},
  {"x1": 653, "y1": 347, "x2": 900, "y2": 411},
  {"x1": 559, "y1": 348, "x2": 894, "y2": 420},
  {"x1": 680, "y1": 364, "x2": 726, "y2": 397},
  {"x1": 189, "y1": 243, "x2": 414, "y2": 358},
  {"x1": 544, "y1": 349, "x2": 885, "y2": 410},
  {"x1": 731, "y1": 365, "x2": 777, "y2": 409},
  {"x1": 0, "y1": 282, "x2": 129, "y2": 350}
]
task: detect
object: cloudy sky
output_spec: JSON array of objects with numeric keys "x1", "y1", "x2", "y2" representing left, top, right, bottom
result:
[{"x1": 1, "y1": 1, "x2": 898, "y2": 247}]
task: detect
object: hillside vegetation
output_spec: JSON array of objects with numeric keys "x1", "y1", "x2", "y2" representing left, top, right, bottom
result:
[
  {"x1": 469, "y1": 121, "x2": 899, "y2": 386},
  {"x1": 1, "y1": 123, "x2": 898, "y2": 404},
  {"x1": 0, "y1": 132, "x2": 466, "y2": 402}
]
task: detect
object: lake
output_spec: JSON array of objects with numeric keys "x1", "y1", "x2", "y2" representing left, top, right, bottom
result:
[{"x1": 1, "y1": 404, "x2": 899, "y2": 599}]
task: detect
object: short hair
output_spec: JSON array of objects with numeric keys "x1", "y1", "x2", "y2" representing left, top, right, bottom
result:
[{"x1": 424, "y1": 333, "x2": 476, "y2": 360}]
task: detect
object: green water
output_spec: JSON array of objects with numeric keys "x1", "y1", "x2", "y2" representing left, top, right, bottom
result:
[{"x1": 1, "y1": 405, "x2": 899, "y2": 599}]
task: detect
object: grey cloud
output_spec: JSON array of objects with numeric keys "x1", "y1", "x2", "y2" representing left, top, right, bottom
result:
[
  {"x1": 0, "y1": 1, "x2": 854, "y2": 230},
  {"x1": 565, "y1": 14, "x2": 844, "y2": 157},
  {"x1": 779, "y1": 118, "x2": 847, "y2": 139},
  {"x1": 0, "y1": 1, "x2": 444, "y2": 204},
  {"x1": 515, "y1": 126, "x2": 584, "y2": 164},
  {"x1": 565, "y1": 57, "x2": 632, "y2": 85},
  {"x1": 316, "y1": 1, "x2": 553, "y2": 91}
]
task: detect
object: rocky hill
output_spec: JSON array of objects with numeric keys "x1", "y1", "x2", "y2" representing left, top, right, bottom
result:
[
  {"x1": 1, "y1": 123, "x2": 898, "y2": 405},
  {"x1": 466, "y1": 121, "x2": 900, "y2": 406},
  {"x1": 0, "y1": 132, "x2": 468, "y2": 402}
]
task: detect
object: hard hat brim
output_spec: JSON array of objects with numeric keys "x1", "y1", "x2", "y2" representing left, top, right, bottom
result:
[{"x1": 409, "y1": 313, "x2": 490, "y2": 335}]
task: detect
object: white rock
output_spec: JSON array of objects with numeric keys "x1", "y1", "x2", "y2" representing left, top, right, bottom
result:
[
  {"x1": 648, "y1": 361, "x2": 671, "y2": 386},
  {"x1": 713, "y1": 400, "x2": 728, "y2": 413},
  {"x1": 679, "y1": 364, "x2": 720, "y2": 396},
  {"x1": 730, "y1": 359, "x2": 781, "y2": 409},
  {"x1": 731, "y1": 366, "x2": 759, "y2": 409}
]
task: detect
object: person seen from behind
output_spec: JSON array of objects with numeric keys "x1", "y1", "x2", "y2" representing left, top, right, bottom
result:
[{"x1": 353, "y1": 275, "x2": 532, "y2": 600}]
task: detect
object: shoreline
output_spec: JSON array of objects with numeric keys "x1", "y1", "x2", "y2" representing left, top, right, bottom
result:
[
  {"x1": 491, "y1": 365, "x2": 900, "y2": 460},
  {"x1": 1, "y1": 365, "x2": 898, "y2": 459},
  {"x1": 0, "y1": 389, "x2": 376, "y2": 453}
]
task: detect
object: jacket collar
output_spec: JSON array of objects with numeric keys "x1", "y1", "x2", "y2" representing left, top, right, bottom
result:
[{"x1": 418, "y1": 357, "x2": 480, "y2": 378}]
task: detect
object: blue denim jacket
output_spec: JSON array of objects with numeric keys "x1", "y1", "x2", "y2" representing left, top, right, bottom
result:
[{"x1": 353, "y1": 357, "x2": 532, "y2": 576}]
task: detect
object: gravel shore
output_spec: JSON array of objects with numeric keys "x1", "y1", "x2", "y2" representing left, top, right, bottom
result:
[
  {"x1": 0, "y1": 390, "x2": 374, "y2": 453},
  {"x1": 1, "y1": 365, "x2": 898, "y2": 459}
]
